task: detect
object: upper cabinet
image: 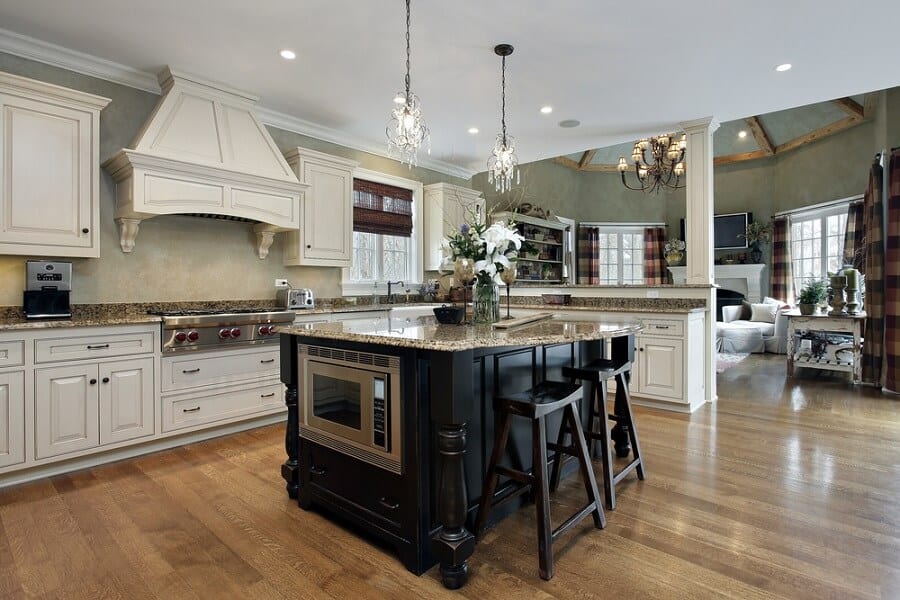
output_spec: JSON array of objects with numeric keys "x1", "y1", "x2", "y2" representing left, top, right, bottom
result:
[
  {"x1": 423, "y1": 183, "x2": 485, "y2": 271},
  {"x1": 0, "y1": 72, "x2": 110, "y2": 257},
  {"x1": 283, "y1": 147, "x2": 359, "y2": 267}
]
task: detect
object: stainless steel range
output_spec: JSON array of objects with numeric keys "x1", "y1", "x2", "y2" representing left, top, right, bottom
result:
[{"x1": 149, "y1": 308, "x2": 295, "y2": 353}]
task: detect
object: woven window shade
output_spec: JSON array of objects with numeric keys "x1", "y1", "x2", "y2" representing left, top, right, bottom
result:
[{"x1": 353, "y1": 179, "x2": 413, "y2": 237}]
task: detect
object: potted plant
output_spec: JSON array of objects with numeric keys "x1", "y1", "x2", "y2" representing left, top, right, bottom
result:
[
  {"x1": 797, "y1": 279, "x2": 827, "y2": 315},
  {"x1": 741, "y1": 221, "x2": 772, "y2": 264}
]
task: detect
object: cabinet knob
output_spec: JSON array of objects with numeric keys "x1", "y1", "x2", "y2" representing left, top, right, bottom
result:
[
  {"x1": 82, "y1": 228, "x2": 89, "y2": 234},
  {"x1": 102, "y1": 377, "x2": 110, "y2": 384},
  {"x1": 306, "y1": 244, "x2": 311, "y2": 249},
  {"x1": 89, "y1": 378, "x2": 97, "y2": 385},
  {"x1": 639, "y1": 347, "x2": 644, "y2": 352}
]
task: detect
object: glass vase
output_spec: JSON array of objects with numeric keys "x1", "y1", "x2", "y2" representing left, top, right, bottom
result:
[{"x1": 472, "y1": 280, "x2": 500, "y2": 324}]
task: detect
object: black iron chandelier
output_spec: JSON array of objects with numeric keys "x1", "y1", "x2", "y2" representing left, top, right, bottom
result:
[{"x1": 617, "y1": 133, "x2": 686, "y2": 193}]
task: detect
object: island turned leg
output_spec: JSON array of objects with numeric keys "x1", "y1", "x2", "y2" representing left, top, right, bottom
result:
[
  {"x1": 432, "y1": 424, "x2": 475, "y2": 590},
  {"x1": 281, "y1": 383, "x2": 300, "y2": 499},
  {"x1": 609, "y1": 334, "x2": 635, "y2": 458}
]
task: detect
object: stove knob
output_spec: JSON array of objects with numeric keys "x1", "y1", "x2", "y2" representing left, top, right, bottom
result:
[
  {"x1": 187, "y1": 330, "x2": 200, "y2": 342},
  {"x1": 174, "y1": 331, "x2": 188, "y2": 343},
  {"x1": 219, "y1": 328, "x2": 231, "y2": 339},
  {"x1": 258, "y1": 325, "x2": 271, "y2": 335},
  {"x1": 230, "y1": 327, "x2": 242, "y2": 338}
]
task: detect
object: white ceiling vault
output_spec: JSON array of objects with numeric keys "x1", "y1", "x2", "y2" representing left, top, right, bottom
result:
[{"x1": 1, "y1": 0, "x2": 899, "y2": 178}]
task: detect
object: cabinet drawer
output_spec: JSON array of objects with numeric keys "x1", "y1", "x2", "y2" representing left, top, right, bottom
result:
[
  {"x1": 640, "y1": 319, "x2": 683, "y2": 337},
  {"x1": 35, "y1": 332, "x2": 154, "y2": 363},
  {"x1": 163, "y1": 381, "x2": 283, "y2": 432},
  {"x1": 162, "y1": 348, "x2": 280, "y2": 392},
  {"x1": 0, "y1": 341, "x2": 25, "y2": 368}
]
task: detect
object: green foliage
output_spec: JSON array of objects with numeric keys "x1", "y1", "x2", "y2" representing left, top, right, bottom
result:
[{"x1": 797, "y1": 279, "x2": 828, "y2": 304}]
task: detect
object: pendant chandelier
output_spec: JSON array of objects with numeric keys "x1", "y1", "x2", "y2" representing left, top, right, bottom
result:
[
  {"x1": 616, "y1": 133, "x2": 686, "y2": 193},
  {"x1": 386, "y1": 0, "x2": 429, "y2": 167},
  {"x1": 487, "y1": 44, "x2": 520, "y2": 193}
]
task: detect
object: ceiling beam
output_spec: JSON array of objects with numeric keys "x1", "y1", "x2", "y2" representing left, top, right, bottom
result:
[
  {"x1": 744, "y1": 116, "x2": 775, "y2": 155},
  {"x1": 553, "y1": 156, "x2": 582, "y2": 170},
  {"x1": 774, "y1": 115, "x2": 863, "y2": 154},
  {"x1": 579, "y1": 163, "x2": 621, "y2": 173},
  {"x1": 863, "y1": 93, "x2": 878, "y2": 118},
  {"x1": 833, "y1": 97, "x2": 865, "y2": 118},
  {"x1": 714, "y1": 150, "x2": 772, "y2": 167},
  {"x1": 578, "y1": 150, "x2": 596, "y2": 169}
]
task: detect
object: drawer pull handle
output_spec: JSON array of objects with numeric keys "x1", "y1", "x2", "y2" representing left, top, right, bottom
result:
[
  {"x1": 655, "y1": 325, "x2": 670, "y2": 329},
  {"x1": 182, "y1": 368, "x2": 201, "y2": 374},
  {"x1": 261, "y1": 392, "x2": 276, "y2": 398},
  {"x1": 87, "y1": 344, "x2": 110, "y2": 350},
  {"x1": 182, "y1": 406, "x2": 201, "y2": 413},
  {"x1": 379, "y1": 497, "x2": 400, "y2": 510},
  {"x1": 260, "y1": 358, "x2": 275, "y2": 364},
  {"x1": 310, "y1": 465, "x2": 327, "y2": 476}
]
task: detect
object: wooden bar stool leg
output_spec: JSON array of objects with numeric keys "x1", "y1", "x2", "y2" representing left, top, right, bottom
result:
[
  {"x1": 474, "y1": 412, "x2": 513, "y2": 537},
  {"x1": 565, "y1": 404, "x2": 606, "y2": 529},
  {"x1": 617, "y1": 372, "x2": 645, "y2": 480},
  {"x1": 532, "y1": 416, "x2": 553, "y2": 581},
  {"x1": 549, "y1": 410, "x2": 569, "y2": 493},
  {"x1": 596, "y1": 377, "x2": 616, "y2": 510}
]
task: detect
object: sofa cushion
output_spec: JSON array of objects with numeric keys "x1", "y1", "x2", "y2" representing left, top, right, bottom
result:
[
  {"x1": 716, "y1": 319, "x2": 775, "y2": 337},
  {"x1": 750, "y1": 303, "x2": 778, "y2": 323}
]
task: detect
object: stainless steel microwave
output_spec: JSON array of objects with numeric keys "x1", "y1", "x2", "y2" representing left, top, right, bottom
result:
[{"x1": 298, "y1": 344, "x2": 402, "y2": 474}]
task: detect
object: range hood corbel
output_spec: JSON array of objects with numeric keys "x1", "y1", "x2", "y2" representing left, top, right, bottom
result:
[{"x1": 103, "y1": 67, "x2": 308, "y2": 258}]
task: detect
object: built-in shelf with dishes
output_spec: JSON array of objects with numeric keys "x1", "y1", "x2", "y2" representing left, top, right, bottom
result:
[{"x1": 493, "y1": 211, "x2": 570, "y2": 284}]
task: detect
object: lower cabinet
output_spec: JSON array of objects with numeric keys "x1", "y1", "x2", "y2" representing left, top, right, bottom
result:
[
  {"x1": 636, "y1": 336, "x2": 683, "y2": 400},
  {"x1": 0, "y1": 371, "x2": 25, "y2": 468},
  {"x1": 100, "y1": 357, "x2": 155, "y2": 445}
]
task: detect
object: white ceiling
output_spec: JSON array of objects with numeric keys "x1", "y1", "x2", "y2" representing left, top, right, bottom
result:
[{"x1": 1, "y1": 0, "x2": 899, "y2": 178}]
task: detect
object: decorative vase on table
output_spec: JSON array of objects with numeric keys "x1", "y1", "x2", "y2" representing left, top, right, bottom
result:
[
  {"x1": 749, "y1": 242, "x2": 762, "y2": 264},
  {"x1": 798, "y1": 303, "x2": 817, "y2": 316},
  {"x1": 664, "y1": 250, "x2": 684, "y2": 266},
  {"x1": 472, "y1": 278, "x2": 500, "y2": 324}
]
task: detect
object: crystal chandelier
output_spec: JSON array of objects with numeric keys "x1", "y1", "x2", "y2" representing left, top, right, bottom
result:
[
  {"x1": 487, "y1": 44, "x2": 520, "y2": 193},
  {"x1": 616, "y1": 133, "x2": 686, "y2": 193},
  {"x1": 386, "y1": 0, "x2": 429, "y2": 167}
]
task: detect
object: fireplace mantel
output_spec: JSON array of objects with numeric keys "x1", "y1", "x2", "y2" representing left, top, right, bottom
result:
[{"x1": 668, "y1": 264, "x2": 767, "y2": 302}]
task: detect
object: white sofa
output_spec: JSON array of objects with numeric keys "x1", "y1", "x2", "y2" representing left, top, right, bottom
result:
[{"x1": 716, "y1": 300, "x2": 789, "y2": 354}]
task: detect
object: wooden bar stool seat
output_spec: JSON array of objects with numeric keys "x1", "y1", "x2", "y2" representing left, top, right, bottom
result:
[
  {"x1": 556, "y1": 358, "x2": 645, "y2": 510},
  {"x1": 474, "y1": 380, "x2": 606, "y2": 581}
]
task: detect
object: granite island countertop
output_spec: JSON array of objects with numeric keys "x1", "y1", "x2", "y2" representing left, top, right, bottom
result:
[{"x1": 278, "y1": 314, "x2": 642, "y2": 352}]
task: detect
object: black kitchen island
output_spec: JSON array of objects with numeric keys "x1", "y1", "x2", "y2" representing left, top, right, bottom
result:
[{"x1": 278, "y1": 313, "x2": 641, "y2": 589}]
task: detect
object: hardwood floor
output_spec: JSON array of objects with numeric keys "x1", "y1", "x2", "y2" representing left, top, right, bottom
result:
[{"x1": 1, "y1": 354, "x2": 898, "y2": 599}]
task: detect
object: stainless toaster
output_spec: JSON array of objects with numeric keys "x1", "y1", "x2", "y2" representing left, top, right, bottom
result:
[{"x1": 277, "y1": 287, "x2": 315, "y2": 309}]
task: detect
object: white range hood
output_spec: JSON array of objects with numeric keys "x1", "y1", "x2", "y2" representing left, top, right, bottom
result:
[{"x1": 103, "y1": 67, "x2": 307, "y2": 258}]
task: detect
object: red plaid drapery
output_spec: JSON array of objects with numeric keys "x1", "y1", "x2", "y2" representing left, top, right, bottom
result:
[
  {"x1": 577, "y1": 226, "x2": 599, "y2": 284},
  {"x1": 862, "y1": 159, "x2": 885, "y2": 386},
  {"x1": 843, "y1": 201, "x2": 865, "y2": 270},
  {"x1": 885, "y1": 151, "x2": 900, "y2": 392},
  {"x1": 770, "y1": 217, "x2": 794, "y2": 304},
  {"x1": 643, "y1": 227, "x2": 667, "y2": 284}
]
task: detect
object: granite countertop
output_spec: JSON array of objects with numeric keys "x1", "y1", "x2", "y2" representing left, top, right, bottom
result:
[
  {"x1": 278, "y1": 314, "x2": 642, "y2": 351},
  {"x1": 0, "y1": 314, "x2": 162, "y2": 331}
]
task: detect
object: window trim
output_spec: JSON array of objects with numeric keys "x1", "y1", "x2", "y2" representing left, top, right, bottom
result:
[{"x1": 342, "y1": 167, "x2": 424, "y2": 297}]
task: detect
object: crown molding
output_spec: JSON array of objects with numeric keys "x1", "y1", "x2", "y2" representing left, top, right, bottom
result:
[{"x1": 0, "y1": 27, "x2": 477, "y2": 181}]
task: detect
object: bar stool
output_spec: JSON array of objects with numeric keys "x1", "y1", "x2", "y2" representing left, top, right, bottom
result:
[
  {"x1": 474, "y1": 380, "x2": 605, "y2": 581},
  {"x1": 554, "y1": 358, "x2": 645, "y2": 510}
]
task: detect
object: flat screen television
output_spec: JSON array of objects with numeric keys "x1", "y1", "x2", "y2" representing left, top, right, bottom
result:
[{"x1": 679, "y1": 212, "x2": 752, "y2": 250}]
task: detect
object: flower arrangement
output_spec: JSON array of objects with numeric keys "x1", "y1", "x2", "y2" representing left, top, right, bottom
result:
[
  {"x1": 418, "y1": 279, "x2": 438, "y2": 300},
  {"x1": 664, "y1": 239, "x2": 686, "y2": 253},
  {"x1": 741, "y1": 221, "x2": 772, "y2": 247},
  {"x1": 442, "y1": 220, "x2": 524, "y2": 286}
]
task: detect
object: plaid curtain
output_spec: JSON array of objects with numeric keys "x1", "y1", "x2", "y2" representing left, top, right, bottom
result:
[
  {"x1": 577, "y1": 226, "x2": 600, "y2": 284},
  {"x1": 862, "y1": 158, "x2": 885, "y2": 386},
  {"x1": 770, "y1": 217, "x2": 794, "y2": 304},
  {"x1": 643, "y1": 227, "x2": 667, "y2": 284},
  {"x1": 885, "y1": 151, "x2": 900, "y2": 392},
  {"x1": 843, "y1": 201, "x2": 865, "y2": 270}
]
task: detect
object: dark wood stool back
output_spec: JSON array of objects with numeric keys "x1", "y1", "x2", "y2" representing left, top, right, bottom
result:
[{"x1": 474, "y1": 380, "x2": 605, "y2": 581}]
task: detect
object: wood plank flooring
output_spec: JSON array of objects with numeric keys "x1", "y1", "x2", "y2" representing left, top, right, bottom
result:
[{"x1": 1, "y1": 354, "x2": 898, "y2": 599}]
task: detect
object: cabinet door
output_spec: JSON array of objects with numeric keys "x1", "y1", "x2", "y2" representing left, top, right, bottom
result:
[
  {"x1": 35, "y1": 364, "x2": 100, "y2": 459},
  {"x1": 100, "y1": 357, "x2": 155, "y2": 445},
  {"x1": 638, "y1": 336, "x2": 684, "y2": 401},
  {"x1": 0, "y1": 94, "x2": 96, "y2": 255},
  {"x1": 302, "y1": 161, "x2": 353, "y2": 265},
  {"x1": 0, "y1": 371, "x2": 25, "y2": 469}
]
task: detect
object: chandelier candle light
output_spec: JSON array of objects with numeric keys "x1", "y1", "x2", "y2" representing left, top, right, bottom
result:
[
  {"x1": 487, "y1": 44, "x2": 520, "y2": 193},
  {"x1": 386, "y1": 0, "x2": 430, "y2": 167},
  {"x1": 617, "y1": 133, "x2": 686, "y2": 193}
]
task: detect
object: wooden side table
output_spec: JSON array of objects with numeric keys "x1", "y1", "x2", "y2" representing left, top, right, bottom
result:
[{"x1": 785, "y1": 310, "x2": 867, "y2": 383}]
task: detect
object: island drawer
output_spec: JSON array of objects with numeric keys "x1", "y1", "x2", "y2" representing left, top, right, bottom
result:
[
  {"x1": 35, "y1": 331, "x2": 155, "y2": 363},
  {"x1": 162, "y1": 381, "x2": 284, "y2": 432},
  {"x1": 162, "y1": 348, "x2": 280, "y2": 391},
  {"x1": 639, "y1": 318, "x2": 683, "y2": 337},
  {"x1": 0, "y1": 341, "x2": 25, "y2": 368}
]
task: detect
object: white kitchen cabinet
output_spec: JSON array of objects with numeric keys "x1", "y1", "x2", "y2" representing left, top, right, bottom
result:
[
  {"x1": 0, "y1": 371, "x2": 25, "y2": 468},
  {"x1": 636, "y1": 336, "x2": 683, "y2": 400},
  {"x1": 423, "y1": 183, "x2": 485, "y2": 271},
  {"x1": 35, "y1": 363, "x2": 100, "y2": 459},
  {"x1": 284, "y1": 147, "x2": 359, "y2": 267},
  {"x1": 0, "y1": 71, "x2": 109, "y2": 257},
  {"x1": 99, "y1": 357, "x2": 154, "y2": 445}
]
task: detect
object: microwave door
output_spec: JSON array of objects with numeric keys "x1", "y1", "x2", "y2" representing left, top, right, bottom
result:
[{"x1": 306, "y1": 362, "x2": 375, "y2": 447}]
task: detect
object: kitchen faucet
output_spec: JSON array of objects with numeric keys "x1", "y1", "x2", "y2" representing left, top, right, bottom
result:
[{"x1": 387, "y1": 280, "x2": 404, "y2": 304}]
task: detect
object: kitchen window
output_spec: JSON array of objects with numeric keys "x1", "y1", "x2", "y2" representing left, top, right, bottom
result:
[
  {"x1": 790, "y1": 204, "x2": 848, "y2": 293},
  {"x1": 342, "y1": 168, "x2": 423, "y2": 296}
]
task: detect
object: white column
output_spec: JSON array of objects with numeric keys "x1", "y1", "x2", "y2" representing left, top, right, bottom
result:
[{"x1": 680, "y1": 116, "x2": 719, "y2": 405}]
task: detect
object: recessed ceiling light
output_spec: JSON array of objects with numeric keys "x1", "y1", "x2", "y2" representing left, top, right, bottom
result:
[
  {"x1": 540, "y1": 106, "x2": 553, "y2": 114},
  {"x1": 558, "y1": 119, "x2": 580, "y2": 128},
  {"x1": 467, "y1": 127, "x2": 479, "y2": 134},
  {"x1": 738, "y1": 130, "x2": 747, "y2": 138},
  {"x1": 279, "y1": 49, "x2": 296, "y2": 60},
  {"x1": 775, "y1": 63, "x2": 792, "y2": 72}
]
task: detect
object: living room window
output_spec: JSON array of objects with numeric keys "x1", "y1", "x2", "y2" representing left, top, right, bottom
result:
[
  {"x1": 790, "y1": 205, "x2": 848, "y2": 292},
  {"x1": 594, "y1": 226, "x2": 645, "y2": 285}
]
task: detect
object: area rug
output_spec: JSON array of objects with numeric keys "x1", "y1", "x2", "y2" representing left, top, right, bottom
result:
[{"x1": 716, "y1": 352, "x2": 750, "y2": 373}]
